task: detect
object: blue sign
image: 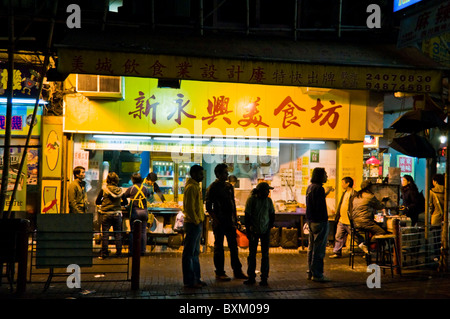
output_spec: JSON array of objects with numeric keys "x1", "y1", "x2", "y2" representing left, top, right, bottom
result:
[{"x1": 393, "y1": 0, "x2": 423, "y2": 12}]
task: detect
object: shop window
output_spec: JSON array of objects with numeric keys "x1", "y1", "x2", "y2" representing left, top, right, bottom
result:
[{"x1": 76, "y1": 74, "x2": 123, "y2": 100}]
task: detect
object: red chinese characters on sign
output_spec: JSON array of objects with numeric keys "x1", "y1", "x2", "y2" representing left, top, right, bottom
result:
[
  {"x1": 227, "y1": 65, "x2": 244, "y2": 82},
  {"x1": 168, "y1": 93, "x2": 196, "y2": 125},
  {"x1": 129, "y1": 91, "x2": 159, "y2": 122},
  {"x1": 202, "y1": 96, "x2": 233, "y2": 125},
  {"x1": 311, "y1": 98, "x2": 342, "y2": 129},
  {"x1": 238, "y1": 97, "x2": 268, "y2": 127},
  {"x1": 96, "y1": 58, "x2": 114, "y2": 74},
  {"x1": 200, "y1": 64, "x2": 218, "y2": 80},
  {"x1": 123, "y1": 59, "x2": 140, "y2": 75},
  {"x1": 176, "y1": 61, "x2": 192, "y2": 79},
  {"x1": 399, "y1": 156, "x2": 413, "y2": 173},
  {"x1": 149, "y1": 60, "x2": 167, "y2": 77},
  {"x1": 273, "y1": 96, "x2": 306, "y2": 129},
  {"x1": 71, "y1": 56, "x2": 85, "y2": 73},
  {"x1": 248, "y1": 67, "x2": 265, "y2": 84}
]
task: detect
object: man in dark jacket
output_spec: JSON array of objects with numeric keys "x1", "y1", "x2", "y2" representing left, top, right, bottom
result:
[
  {"x1": 205, "y1": 163, "x2": 247, "y2": 281},
  {"x1": 306, "y1": 167, "x2": 333, "y2": 282}
]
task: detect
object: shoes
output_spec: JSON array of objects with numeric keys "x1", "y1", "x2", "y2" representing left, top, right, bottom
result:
[
  {"x1": 358, "y1": 243, "x2": 369, "y2": 254},
  {"x1": 184, "y1": 281, "x2": 207, "y2": 289},
  {"x1": 243, "y1": 278, "x2": 256, "y2": 285},
  {"x1": 216, "y1": 274, "x2": 231, "y2": 281},
  {"x1": 259, "y1": 279, "x2": 268, "y2": 286},
  {"x1": 98, "y1": 255, "x2": 107, "y2": 260},
  {"x1": 306, "y1": 271, "x2": 312, "y2": 280},
  {"x1": 234, "y1": 272, "x2": 248, "y2": 280},
  {"x1": 312, "y1": 276, "x2": 331, "y2": 283},
  {"x1": 329, "y1": 253, "x2": 342, "y2": 259}
]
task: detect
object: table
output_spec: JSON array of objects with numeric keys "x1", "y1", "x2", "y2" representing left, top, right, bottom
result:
[
  {"x1": 274, "y1": 210, "x2": 306, "y2": 249},
  {"x1": 237, "y1": 208, "x2": 307, "y2": 249}
]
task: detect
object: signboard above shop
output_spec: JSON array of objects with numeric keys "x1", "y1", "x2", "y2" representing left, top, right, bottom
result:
[
  {"x1": 394, "y1": 0, "x2": 423, "y2": 12},
  {"x1": 398, "y1": 0, "x2": 450, "y2": 48},
  {"x1": 63, "y1": 77, "x2": 352, "y2": 141},
  {"x1": 57, "y1": 46, "x2": 443, "y2": 93}
]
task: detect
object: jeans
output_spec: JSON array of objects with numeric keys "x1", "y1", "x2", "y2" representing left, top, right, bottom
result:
[
  {"x1": 182, "y1": 222, "x2": 203, "y2": 286},
  {"x1": 100, "y1": 212, "x2": 123, "y2": 256},
  {"x1": 307, "y1": 221, "x2": 329, "y2": 279},
  {"x1": 332, "y1": 222, "x2": 351, "y2": 254},
  {"x1": 129, "y1": 208, "x2": 148, "y2": 254},
  {"x1": 247, "y1": 231, "x2": 270, "y2": 280},
  {"x1": 213, "y1": 225, "x2": 243, "y2": 276}
]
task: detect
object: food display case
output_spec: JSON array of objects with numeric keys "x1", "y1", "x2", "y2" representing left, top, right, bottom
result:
[{"x1": 151, "y1": 153, "x2": 200, "y2": 203}]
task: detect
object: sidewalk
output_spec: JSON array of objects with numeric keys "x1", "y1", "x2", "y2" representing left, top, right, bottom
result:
[{"x1": 2, "y1": 246, "x2": 450, "y2": 300}]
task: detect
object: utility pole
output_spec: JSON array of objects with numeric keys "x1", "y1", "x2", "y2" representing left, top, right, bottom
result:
[{"x1": 1, "y1": 0, "x2": 14, "y2": 218}]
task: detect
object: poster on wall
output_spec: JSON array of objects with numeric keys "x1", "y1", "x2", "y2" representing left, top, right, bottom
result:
[
  {"x1": 0, "y1": 148, "x2": 27, "y2": 211},
  {"x1": 41, "y1": 180, "x2": 61, "y2": 214},
  {"x1": 396, "y1": 155, "x2": 415, "y2": 177},
  {"x1": 42, "y1": 117, "x2": 62, "y2": 178}
]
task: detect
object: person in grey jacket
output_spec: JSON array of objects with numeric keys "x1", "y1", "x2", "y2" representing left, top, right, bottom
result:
[
  {"x1": 350, "y1": 180, "x2": 388, "y2": 253},
  {"x1": 243, "y1": 182, "x2": 275, "y2": 286},
  {"x1": 96, "y1": 172, "x2": 127, "y2": 258}
]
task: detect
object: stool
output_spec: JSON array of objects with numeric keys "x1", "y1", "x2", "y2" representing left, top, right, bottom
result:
[
  {"x1": 349, "y1": 226, "x2": 371, "y2": 269},
  {"x1": 373, "y1": 234, "x2": 400, "y2": 277}
]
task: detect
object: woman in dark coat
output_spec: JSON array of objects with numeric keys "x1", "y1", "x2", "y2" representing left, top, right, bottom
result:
[{"x1": 400, "y1": 175, "x2": 422, "y2": 226}]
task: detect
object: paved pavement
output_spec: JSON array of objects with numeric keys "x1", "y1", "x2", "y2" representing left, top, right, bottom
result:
[{"x1": 1, "y1": 245, "x2": 449, "y2": 316}]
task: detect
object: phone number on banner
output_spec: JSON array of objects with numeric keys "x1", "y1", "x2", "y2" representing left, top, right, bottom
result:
[{"x1": 365, "y1": 73, "x2": 433, "y2": 92}]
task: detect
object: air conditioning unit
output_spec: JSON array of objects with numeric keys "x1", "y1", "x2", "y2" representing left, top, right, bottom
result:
[{"x1": 76, "y1": 74, "x2": 123, "y2": 100}]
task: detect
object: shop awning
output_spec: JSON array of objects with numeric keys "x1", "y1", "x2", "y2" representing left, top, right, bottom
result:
[{"x1": 55, "y1": 31, "x2": 446, "y2": 93}]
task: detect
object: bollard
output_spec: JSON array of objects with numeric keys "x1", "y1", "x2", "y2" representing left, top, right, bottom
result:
[
  {"x1": 16, "y1": 219, "x2": 30, "y2": 294},
  {"x1": 131, "y1": 219, "x2": 141, "y2": 290},
  {"x1": 392, "y1": 218, "x2": 402, "y2": 275}
]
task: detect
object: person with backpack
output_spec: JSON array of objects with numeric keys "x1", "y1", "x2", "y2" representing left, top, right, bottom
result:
[
  {"x1": 123, "y1": 173, "x2": 150, "y2": 255},
  {"x1": 400, "y1": 175, "x2": 423, "y2": 226},
  {"x1": 96, "y1": 172, "x2": 127, "y2": 259},
  {"x1": 243, "y1": 182, "x2": 275, "y2": 286}
]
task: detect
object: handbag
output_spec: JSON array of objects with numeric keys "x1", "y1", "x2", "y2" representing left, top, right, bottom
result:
[{"x1": 236, "y1": 229, "x2": 249, "y2": 248}]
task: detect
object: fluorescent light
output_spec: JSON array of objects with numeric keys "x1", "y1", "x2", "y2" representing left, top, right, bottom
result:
[
  {"x1": 153, "y1": 137, "x2": 209, "y2": 142},
  {"x1": 212, "y1": 138, "x2": 263, "y2": 143},
  {"x1": 274, "y1": 140, "x2": 325, "y2": 144},
  {"x1": 0, "y1": 98, "x2": 48, "y2": 104},
  {"x1": 93, "y1": 135, "x2": 152, "y2": 140}
]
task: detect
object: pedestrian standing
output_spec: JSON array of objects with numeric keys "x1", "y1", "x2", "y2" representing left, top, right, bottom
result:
[
  {"x1": 123, "y1": 173, "x2": 150, "y2": 255},
  {"x1": 182, "y1": 164, "x2": 207, "y2": 288},
  {"x1": 243, "y1": 182, "x2": 275, "y2": 286},
  {"x1": 329, "y1": 177, "x2": 356, "y2": 258},
  {"x1": 205, "y1": 163, "x2": 248, "y2": 281},
  {"x1": 306, "y1": 167, "x2": 333, "y2": 282},
  {"x1": 400, "y1": 175, "x2": 423, "y2": 226},
  {"x1": 96, "y1": 172, "x2": 127, "y2": 259},
  {"x1": 68, "y1": 166, "x2": 88, "y2": 214}
]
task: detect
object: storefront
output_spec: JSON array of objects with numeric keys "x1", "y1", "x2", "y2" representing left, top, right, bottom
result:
[
  {"x1": 56, "y1": 75, "x2": 372, "y2": 239},
  {"x1": 50, "y1": 36, "x2": 445, "y2": 249}
]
